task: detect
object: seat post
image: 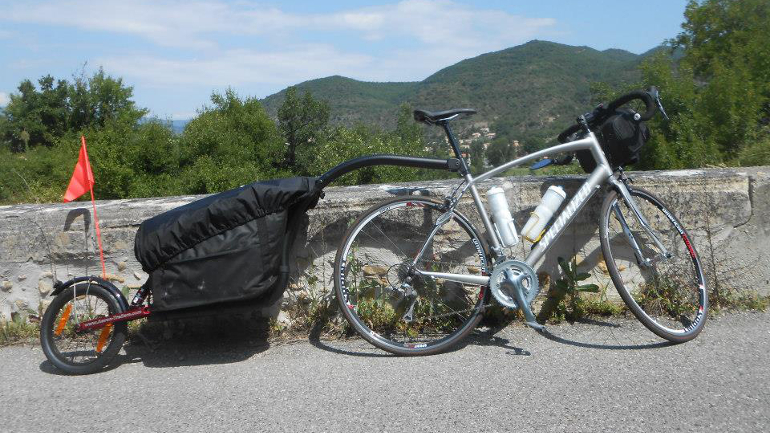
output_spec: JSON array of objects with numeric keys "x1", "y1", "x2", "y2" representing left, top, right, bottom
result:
[{"x1": 441, "y1": 122, "x2": 470, "y2": 175}]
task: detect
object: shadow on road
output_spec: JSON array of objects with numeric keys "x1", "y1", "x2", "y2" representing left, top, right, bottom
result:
[
  {"x1": 463, "y1": 332, "x2": 533, "y2": 356},
  {"x1": 539, "y1": 329, "x2": 672, "y2": 350},
  {"x1": 472, "y1": 317, "x2": 673, "y2": 352},
  {"x1": 306, "y1": 321, "x2": 535, "y2": 357},
  {"x1": 538, "y1": 317, "x2": 673, "y2": 350},
  {"x1": 39, "y1": 313, "x2": 273, "y2": 375},
  {"x1": 307, "y1": 322, "x2": 393, "y2": 358},
  {"x1": 38, "y1": 315, "x2": 676, "y2": 375}
]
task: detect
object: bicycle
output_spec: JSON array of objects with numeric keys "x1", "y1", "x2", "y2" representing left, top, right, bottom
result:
[{"x1": 333, "y1": 87, "x2": 708, "y2": 355}]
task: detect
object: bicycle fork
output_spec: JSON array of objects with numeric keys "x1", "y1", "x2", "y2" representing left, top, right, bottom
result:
[{"x1": 610, "y1": 179, "x2": 671, "y2": 267}]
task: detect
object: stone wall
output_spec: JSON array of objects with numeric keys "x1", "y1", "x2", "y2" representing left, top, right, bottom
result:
[{"x1": 1, "y1": 167, "x2": 768, "y2": 320}]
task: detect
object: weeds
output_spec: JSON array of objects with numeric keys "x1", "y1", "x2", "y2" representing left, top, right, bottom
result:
[
  {"x1": 0, "y1": 314, "x2": 39, "y2": 346},
  {"x1": 536, "y1": 256, "x2": 624, "y2": 323},
  {"x1": 709, "y1": 289, "x2": 770, "y2": 313}
]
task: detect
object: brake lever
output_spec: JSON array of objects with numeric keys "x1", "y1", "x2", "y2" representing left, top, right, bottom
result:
[
  {"x1": 648, "y1": 87, "x2": 669, "y2": 121},
  {"x1": 655, "y1": 97, "x2": 669, "y2": 121}
]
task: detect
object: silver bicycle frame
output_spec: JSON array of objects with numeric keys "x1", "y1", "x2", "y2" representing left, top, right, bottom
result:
[{"x1": 416, "y1": 130, "x2": 661, "y2": 286}]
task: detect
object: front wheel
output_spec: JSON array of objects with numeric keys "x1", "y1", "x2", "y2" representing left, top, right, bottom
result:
[
  {"x1": 40, "y1": 280, "x2": 127, "y2": 374},
  {"x1": 599, "y1": 187, "x2": 707, "y2": 343},
  {"x1": 334, "y1": 196, "x2": 491, "y2": 355}
]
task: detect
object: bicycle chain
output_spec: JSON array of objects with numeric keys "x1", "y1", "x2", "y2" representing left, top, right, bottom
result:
[
  {"x1": 410, "y1": 302, "x2": 495, "y2": 323},
  {"x1": 403, "y1": 257, "x2": 494, "y2": 323}
]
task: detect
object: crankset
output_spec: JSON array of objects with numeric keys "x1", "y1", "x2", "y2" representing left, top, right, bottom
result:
[{"x1": 489, "y1": 260, "x2": 544, "y2": 331}]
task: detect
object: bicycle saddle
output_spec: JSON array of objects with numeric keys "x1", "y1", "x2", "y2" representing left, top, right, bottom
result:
[{"x1": 413, "y1": 108, "x2": 476, "y2": 125}]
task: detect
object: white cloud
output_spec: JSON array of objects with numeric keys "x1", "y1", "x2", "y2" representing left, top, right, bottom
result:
[
  {"x1": 327, "y1": 0, "x2": 555, "y2": 52},
  {"x1": 6, "y1": 1, "x2": 554, "y2": 51},
  {"x1": 97, "y1": 45, "x2": 374, "y2": 88},
  {"x1": 3, "y1": 0, "x2": 556, "y2": 96},
  {"x1": 0, "y1": 92, "x2": 9, "y2": 106}
]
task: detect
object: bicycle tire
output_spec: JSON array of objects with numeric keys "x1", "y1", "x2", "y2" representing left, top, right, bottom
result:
[
  {"x1": 599, "y1": 187, "x2": 708, "y2": 342},
  {"x1": 334, "y1": 196, "x2": 491, "y2": 355},
  {"x1": 40, "y1": 281, "x2": 127, "y2": 374}
]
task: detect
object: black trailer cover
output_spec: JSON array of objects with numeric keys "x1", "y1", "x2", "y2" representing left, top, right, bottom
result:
[{"x1": 134, "y1": 177, "x2": 317, "y2": 312}]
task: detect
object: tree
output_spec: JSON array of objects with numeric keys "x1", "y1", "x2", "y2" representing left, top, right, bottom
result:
[
  {"x1": 486, "y1": 137, "x2": 516, "y2": 167},
  {"x1": 277, "y1": 86, "x2": 330, "y2": 170},
  {"x1": 69, "y1": 68, "x2": 146, "y2": 132},
  {"x1": 469, "y1": 141, "x2": 486, "y2": 174},
  {"x1": 180, "y1": 90, "x2": 285, "y2": 193},
  {"x1": 2, "y1": 76, "x2": 68, "y2": 151},
  {"x1": 670, "y1": 0, "x2": 770, "y2": 162},
  {"x1": 1, "y1": 68, "x2": 146, "y2": 151},
  {"x1": 394, "y1": 103, "x2": 423, "y2": 145},
  {"x1": 595, "y1": 0, "x2": 770, "y2": 169}
]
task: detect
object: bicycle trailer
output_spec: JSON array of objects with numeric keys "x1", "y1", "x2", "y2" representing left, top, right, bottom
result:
[{"x1": 133, "y1": 176, "x2": 319, "y2": 311}]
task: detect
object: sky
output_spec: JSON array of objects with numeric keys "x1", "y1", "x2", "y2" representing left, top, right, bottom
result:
[{"x1": 0, "y1": 0, "x2": 690, "y2": 120}]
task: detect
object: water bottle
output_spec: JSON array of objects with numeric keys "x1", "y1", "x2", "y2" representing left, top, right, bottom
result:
[
  {"x1": 487, "y1": 187, "x2": 519, "y2": 247},
  {"x1": 521, "y1": 185, "x2": 567, "y2": 242}
]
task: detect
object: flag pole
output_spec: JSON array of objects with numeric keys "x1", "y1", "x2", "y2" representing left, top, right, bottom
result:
[
  {"x1": 89, "y1": 186, "x2": 107, "y2": 279},
  {"x1": 82, "y1": 136, "x2": 107, "y2": 279}
]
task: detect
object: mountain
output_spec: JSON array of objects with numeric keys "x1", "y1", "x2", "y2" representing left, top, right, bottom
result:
[
  {"x1": 261, "y1": 40, "x2": 656, "y2": 143},
  {"x1": 171, "y1": 119, "x2": 189, "y2": 134}
]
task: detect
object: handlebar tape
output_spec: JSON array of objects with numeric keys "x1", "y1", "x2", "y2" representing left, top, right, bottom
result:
[
  {"x1": 557, "y1": 123, "x2": 582, "y2": 144},
  {"x1": 557, "y1": 89, "x2": 658, "y2": 143},
  {"x1": 607, "y1": 90, "x2": 657, "y2": 121}
]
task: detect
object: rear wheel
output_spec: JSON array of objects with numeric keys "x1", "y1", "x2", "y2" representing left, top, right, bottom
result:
[
  {"x1": 40, "y1": 281, "x2": 127, "y2": 374},
  {"x1": 600, "y1": 187, "x2": 707, "y2": 343},
  {"x1": 334, "y1": 196, "x2": 491, "y2": 355}
]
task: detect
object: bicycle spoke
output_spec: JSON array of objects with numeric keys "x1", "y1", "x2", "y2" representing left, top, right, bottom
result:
[{"x1": 336, "y1": 198, "x2": 487, "y2": 353}]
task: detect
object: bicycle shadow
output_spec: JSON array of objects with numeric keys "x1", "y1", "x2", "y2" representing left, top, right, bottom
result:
[
  {"x1": 306, "y1": 319, "x2": 535, "y2": 358},
  {"x1": 539, "y1": 328, "x2": 671, "y2": 350},
  {"x1": 307, "y1": 321, "x2": 394, "y2": 358},
  {"x1": 464, "y1": 332, "x2": 533, "y2": 356},
  {"x1": 536, "y1": 317, "x2": 672, "y2": 350},
  {"x1": 476, "y1": 316, "x2": 673, "y2": 352}
]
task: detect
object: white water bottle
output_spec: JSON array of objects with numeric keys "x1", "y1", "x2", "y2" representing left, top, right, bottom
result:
[
  {"x1": 521, "y1": 185, "x2": 567, "y2": 242},
  {"x1": 487, "y1": 187, "x2": 519, "y2": 247}
]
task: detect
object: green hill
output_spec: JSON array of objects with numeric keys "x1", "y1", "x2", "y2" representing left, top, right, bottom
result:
[{"x1": 261, "y1": 40, "x2": 653, "y2": 143}]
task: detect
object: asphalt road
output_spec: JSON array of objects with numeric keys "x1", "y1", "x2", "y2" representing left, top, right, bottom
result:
[{"x1": 1, "y1": 311, "x2": 768, "y2": 432}]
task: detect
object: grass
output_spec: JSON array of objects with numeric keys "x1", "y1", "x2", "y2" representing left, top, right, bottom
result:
[
  {"x1": 710, "y1": 289, "x2": 770, "y2": 313},
  {"x1": 0, "y1": 315, "x2": 39, "y2": 346},
  {"x1": 1, "y1": 284, "x2": 768, "y2": 347}
]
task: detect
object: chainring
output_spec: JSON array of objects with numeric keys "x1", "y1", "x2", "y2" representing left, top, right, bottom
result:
[{"x1": 489, "y1": 259, "x2": 539, "y2": 310}]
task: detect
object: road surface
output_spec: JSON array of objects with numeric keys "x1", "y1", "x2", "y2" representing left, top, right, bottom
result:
[{"x1": 1, "y1": 311, "x2": 768, "y2": 432}]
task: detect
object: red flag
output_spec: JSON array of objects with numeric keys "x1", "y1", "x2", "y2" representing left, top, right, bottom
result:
[
  {"x1": 63, "y1": 136, "x2": 95, "y2": 202},
  {"x1": 63, "y1": 136, "x2": 107, "y2": 278}
]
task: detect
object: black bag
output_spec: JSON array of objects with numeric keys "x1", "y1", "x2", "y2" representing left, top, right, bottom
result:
[
  {"x1": 575, "y1": 108, "x2": 650, "y2": 173},
  {"x1": 134, "y1": 177, "x2": 317, "y2": 312}
]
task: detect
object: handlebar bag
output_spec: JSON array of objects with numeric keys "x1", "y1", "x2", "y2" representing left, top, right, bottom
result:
[
  {"x1": 134, "y1": 177, "x2": 317, "y2": 312},
  {"x1": 576, "y1": 108, "x2": 650, "y2": 173}
]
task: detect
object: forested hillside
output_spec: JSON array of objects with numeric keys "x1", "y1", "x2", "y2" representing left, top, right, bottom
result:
[{"x1": 262, "y1": 40, "x2": 648, "y2": 145}]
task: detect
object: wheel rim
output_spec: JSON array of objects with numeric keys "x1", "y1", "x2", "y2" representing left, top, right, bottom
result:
[
  {"x1": 47, "y1": 283, "x2": 117, "y2": 366},
  {"x1": 338, "y1": 199, "x2": 488, "y2": 350},
  {"x1": 604, "y1": 191, "x2": 707, "y2": 336}
]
